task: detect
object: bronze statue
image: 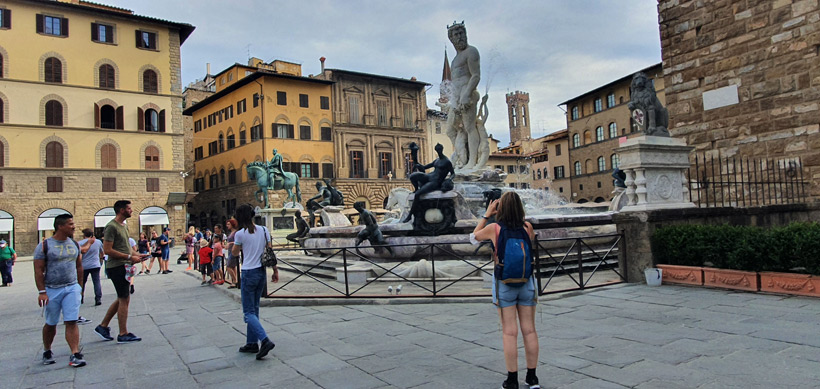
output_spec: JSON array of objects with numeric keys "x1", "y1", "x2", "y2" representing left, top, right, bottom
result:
[
  {"x1": 305, "y1": 179, "x2": 344, "y2": 227},
  {"x1": 354, "y1": 201, "x2": 393, "y2": 255},
  {"x1": 401, "y1": 143, "x2": 455, "y2": 223},
  {"x1": 286, "y1": 210, "x2": 310, "y2": 246}
]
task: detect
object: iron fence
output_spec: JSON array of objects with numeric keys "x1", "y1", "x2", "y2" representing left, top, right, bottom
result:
[{"x1": 688, "y1": 154, "x2": 808, "y2": 208}]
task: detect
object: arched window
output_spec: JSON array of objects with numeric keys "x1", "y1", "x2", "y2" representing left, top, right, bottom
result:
[
  {"x1": 100, "y1": 143, "x2": 117, "y2": 169},
  {"x1": 0, "y1": 141, "x2": 4, "y2": 167},
  {"x1": 143, "y1": 69, "x2": 158, "y2": 93},
  {"x1": 218, "y1": 134, "x2": 224, "y2": 152},
  {"x1": 145, "y1": 109, "x2": 158, "y2": 132},
  {"x1": 543, "y1": 167, "x2": 548, "y2": 179},
  {"x1": 572, "y1": 133, "x2": 580, "y2": 148},
  {"x1": 609, "y1": 122, "x2": 617, "y2": 138},
  {"x1": 574, "y1": 161, "x2": 581, "y2": 176},
  {"x1": 598, "y1": 156, "x2": 606, "y2": 171},
  {"x1": 44, "y1": 57, "x2": 62, "y2": 83},
  {"x1": 145, "y1": 146, "x2": 160, "y2": 170},
  {"x1": 99, "y1": 64, "x2": 115, "y2": 89},
  {"x1": 611, "y1": 154, "x2": 620, "y2": 169},
  {"x1": 537, "y1": 169, "x2": 542, "y2": 180},
  {"x1": 0, "y1": 98, "x2": 4, "y2": 123},
  {"x1": 0, "y1": 53, "x2": 4, "y2": 78},
  {"x1": 583, "y1": 130, "x2": 591, "y2": 145},
  {"x1": 596, "y1": 126, "x2": 604, "y2": 142},
  {"x1": 45, "y1": 141, "x2": 63, "y2": 168},
  {"x1": 45, "y1": 100, "x2": 63, "y2": 126},
  {"x1": 220, "y1": 168, "x2": 226, "y2": 186},
  {"x1": 585, "y1": 159, "x2": 594, "y2": 174},
  {"x1": 100, "y1": 105, "x2": 116, "y2": 129}
]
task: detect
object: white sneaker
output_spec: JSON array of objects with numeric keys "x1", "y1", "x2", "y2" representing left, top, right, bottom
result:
[{"x1": 77, "y1": 316, "x2": 92, "y2": 324}]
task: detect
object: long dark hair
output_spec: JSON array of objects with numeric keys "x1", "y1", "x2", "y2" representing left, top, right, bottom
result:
[
  {"x1": 496, "y1": 191, "x2": 525, "y2": 229},
  {"x1": 235, "y1": 204, "x2": 256, "y2": 233}
]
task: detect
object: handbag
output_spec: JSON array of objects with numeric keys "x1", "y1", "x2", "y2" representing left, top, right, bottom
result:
[{"x1": 262, "y1": 227, "x2": 278, "y2": 268}]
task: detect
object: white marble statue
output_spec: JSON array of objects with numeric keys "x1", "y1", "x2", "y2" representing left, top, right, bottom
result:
[
  {"x1": 382, "y1": 187, "x2": 412, "y2": 224},
  {"x1": 445, "y1": 21, "x2": 490, "y2": 174}
]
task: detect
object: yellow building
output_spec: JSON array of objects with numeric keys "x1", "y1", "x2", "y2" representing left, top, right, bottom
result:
[
  {"x1": 0, "y1": 0, "x2": 194, "y2": 253},
  {"x1": 184, "y1": 59, "x2": 334, "y2": 226}
]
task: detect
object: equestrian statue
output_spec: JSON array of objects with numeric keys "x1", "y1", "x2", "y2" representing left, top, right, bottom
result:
[{"x1": 246, "y1": 149, "x2": 302, "y2": 208}]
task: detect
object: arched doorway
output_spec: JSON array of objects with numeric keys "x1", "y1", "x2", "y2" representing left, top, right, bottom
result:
[
  {"x1": 94, "y1": 207, "x2": 116, "y2": 238},
  {"x1": 0, "y1": 210, "x2": 14, "y2": 249},
  {"x1": 38, "y1": 208, "x2": 70, "y2": 241},
  {"x1": 139, "y1": 206, "x2": 169, "y2": 236}
]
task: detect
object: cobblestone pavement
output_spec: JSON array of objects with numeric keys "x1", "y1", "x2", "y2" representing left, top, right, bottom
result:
[{"x1": 2, "y1": 251, "x2": 820, "y2": 388}]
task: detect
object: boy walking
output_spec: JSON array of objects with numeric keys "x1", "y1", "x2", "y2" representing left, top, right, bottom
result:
[
  {"x1": 33, "y1": 214, "x2": 86, "y2": 367},
  {"x1": 198, "y1": 239, "x2": 213, "y2": 285}
]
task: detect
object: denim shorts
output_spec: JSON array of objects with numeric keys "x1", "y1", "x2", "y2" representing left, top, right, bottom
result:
[
  {"x1": 45, "y1": 283, "x2": 82, "y2": 325},
  {"x1": 492, "y1": 276, "x2": 537, "y2": 308},
  {"x1": 213, "y1": 255, "x2": 223, "y2": 271}
]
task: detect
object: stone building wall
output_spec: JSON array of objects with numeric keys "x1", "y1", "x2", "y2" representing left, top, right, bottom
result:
[{"x1": 658, "y1": 0, "x2": 820, "y2": 197}]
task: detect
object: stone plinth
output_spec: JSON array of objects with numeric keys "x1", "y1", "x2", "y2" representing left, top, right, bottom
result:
[
  {"x1": 405, "y1": 190, "x2": 464, "y2": 235},
  {"x1": 618, "y1": 136, "x2": 695, "y2": 212},
  {"x1": 258, "y1": 207, "x2": 300, "y2": 233},
  {"x1": 320, "y1": 206, "x2": 351, "y2": 227}
]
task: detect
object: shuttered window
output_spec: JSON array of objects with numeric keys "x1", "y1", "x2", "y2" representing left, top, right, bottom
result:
[
  {"x1": 146, "y1": 178, "x2": 159, "y2": 192},
  {"x1": 99, "y1": 64, "x2": 115, "y2": 88},
  {"x1": 379, "y1": 152, "x2": 392, "y2": 178},
  {"x1": 322, "y1": 163, "x2": 334, "y2": 178},
  {"x1": 321, "y1": 127, "x2": 332, "y2": 141},
  {"x1": 0, "y1": 9, "x2": 11, "y2": 30},
  {"x1": 277, "y1": 91, "x2": 286, "y2": 106},
  {"x1": 45, "y1": 100, "x2": 63, "y2": 126},
  {"x1": 299, "y1": 94, "x2": 308, "y2": 108},
  {"x1": 91, "y1": 23, "x2": 114, "y2": 43},
  {"x1": 47, "y1": 177, "x2": 62, "y2": 192},
  {"x1": 44, "y1": 57, "x2": 62, "y2": 83},
  {"x1": 37, "y1": 15, "x2": 68, "y2": 37},
  {"x1": 348, "y1": 97, "x2": 360, "y2": 124},
  {"x1": 377, "y1": 100, "x2": 388, "y2": 126},
  {"x1": 300, "y1": 125, "x2": 311, "y2": 140},
  {"x1": 45, "y1": 142, "x2": 63, "y2": 168},
  {"x1": 100, "y1": 143, "x2": 117, "y2": 169},
  {"x1": 349, "y1": 151, "x2": 364, "y2": 178},
  {"x1": 145, "y1": 146, "x2": 160, "y2": 170},
  {"x1": 320, "y1": 96, "x2": 329, "y2": 110},
  {"x1": 143, "y1": 70, "x2": 158, "y2": 93},
  {"x1": 102, "y1": 177, "x2": 116, "y2": 192},
  {"x1": 135, "y1": 30, "x2": 157, "y2": 49}
]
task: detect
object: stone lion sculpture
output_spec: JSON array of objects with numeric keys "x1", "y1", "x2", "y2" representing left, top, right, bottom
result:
[{"x1": 627, "y1": 72, "x2": 669, "y2": 137}]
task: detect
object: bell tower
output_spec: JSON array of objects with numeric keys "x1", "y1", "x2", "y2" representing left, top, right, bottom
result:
[{"x1": 506, "y1": 91, "x2": 531, "y2": 144}]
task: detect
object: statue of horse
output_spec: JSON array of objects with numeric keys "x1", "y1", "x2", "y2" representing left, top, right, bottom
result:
[
  {"x1": 381, "y1": 187, "x2": 412, "y2": 224},
  {"x1": 246, "y1": 162, "x2": 302, "y2": 208}
]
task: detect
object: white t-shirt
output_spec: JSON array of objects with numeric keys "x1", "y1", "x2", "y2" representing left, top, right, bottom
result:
[{"x1": 233, "y1": 225, "x2": 269, "y2": 270}]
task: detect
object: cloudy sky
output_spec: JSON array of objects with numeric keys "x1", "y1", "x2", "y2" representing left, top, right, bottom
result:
[{"x1": 108, "y1": 0, "x2": 662, "y2": 146}]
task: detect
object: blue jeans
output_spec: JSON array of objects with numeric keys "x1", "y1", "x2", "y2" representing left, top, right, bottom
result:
[{"x1": 240, "y1": 267, "x2": 268, "y2": 344}]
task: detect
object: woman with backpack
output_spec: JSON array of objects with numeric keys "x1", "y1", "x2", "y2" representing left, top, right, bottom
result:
[{"x1": 473, "y1": 191, "x2": 540, "y2": 389}]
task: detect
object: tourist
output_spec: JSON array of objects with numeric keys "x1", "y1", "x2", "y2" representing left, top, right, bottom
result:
[
  {"x1": 0, "y1": 239, "x2": 16, "y2": 287},
  {"x1": 159, "y1": 227, "x2": 172, "y2": 274},
  {"x1": 198, "y1": 238, "x2": 213, "y2": 285},
  {"x1": 204, "y1": 229, "x2": 213, "y2": 244},
  {"x1": 94, "y1": 200, "x2": 146, "y2": 344},
  {"x1": 128, "y1": 237, "x2": 138, "y2": 294},
  {"x1": 225, "y1": 219, "x2": 239, "y2": 288},
  {"x1": 137, "y1": 233, "x2": 150, "y2": 274},
  {"x1": 78, "y1": 229, "x2": 104, "y2": 306},
  {"x1": 185, "y1": 227, "x2": 196, "y2": 271},
  {"x1": 232, "y1": 204, "x2": 277, "y2": 359},
  {"x1": 212, "y1": 234, "x2": 225, "y2": 285},
  {"x1": 472, "y1": 192, "x2": 539, "y2": 389},
  {"x1": 33, "y1": 213, "x2": 86, "y2": 367},
  {"x1": 146, "y1": 230, "x2": 161, "y2": 274}
]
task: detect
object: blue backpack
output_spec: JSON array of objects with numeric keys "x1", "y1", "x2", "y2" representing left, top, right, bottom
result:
[{"x1": 494, "y1": 223, "x2": 533, "y2": 286}]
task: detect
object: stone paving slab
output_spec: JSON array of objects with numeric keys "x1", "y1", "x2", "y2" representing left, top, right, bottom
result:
[{"x1": 2, "y1": 250, "x2": 820, "y2": 388}]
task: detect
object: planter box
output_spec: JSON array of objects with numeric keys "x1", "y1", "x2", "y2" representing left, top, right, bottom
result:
[
  {"x1": 703, "y1": 268, "x2": 759, "y2": 292},
  {"x1": 657, "y1": 264, "x2": 703, "y2": 286},
  {"x1": 759, "y1": 272, "x2": 819, "y2": 297}
]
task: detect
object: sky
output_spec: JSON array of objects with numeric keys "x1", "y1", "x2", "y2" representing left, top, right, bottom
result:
[{"x1": 106, "y1": 0, "x2": 663, "y2": 146}]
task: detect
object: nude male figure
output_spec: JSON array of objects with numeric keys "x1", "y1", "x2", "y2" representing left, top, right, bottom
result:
[{"x1": 447, "y1": 22, "x2": 481, "y2": 170}]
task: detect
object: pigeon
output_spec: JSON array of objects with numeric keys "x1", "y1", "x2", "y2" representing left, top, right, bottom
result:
[
  {"x1": 387, "y1": 285, "x2": 393, "y2": 294},
  {"x1": 396, "y1": 284, "x2": 402, "y2": 295}
]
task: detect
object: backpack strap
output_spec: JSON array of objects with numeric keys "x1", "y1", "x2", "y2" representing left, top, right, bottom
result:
[{"x1": 493, "y1": 223, "x2": 501, "y2": 263}]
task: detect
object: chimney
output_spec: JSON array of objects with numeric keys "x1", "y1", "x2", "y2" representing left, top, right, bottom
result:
[
  {"x1": 206, "y1": 63, "x2": 211, "y2": 75},
  {"x1": 320, "y1": 57, "x2": 326, "y2": 73}
]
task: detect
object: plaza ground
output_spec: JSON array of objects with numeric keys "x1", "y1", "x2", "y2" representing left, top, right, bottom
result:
[{"x1": 1, "y1": 248, "x2": 820, "y2": 388}]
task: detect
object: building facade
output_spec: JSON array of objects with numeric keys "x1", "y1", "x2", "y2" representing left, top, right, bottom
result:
[
  {"x1": 658, "y1": 0, "x2": 820, "y2": 198},
  {"x1": 182, "y1": 70, "x2": 215, "y2": 196},
  {"x1": 528, "y1": 129, "x2": 569, "y2": 197},
  {"x1": 0, "y1": 0, "x2": 193, "y2": 253},
  {"x1": 562, "y1": 63, "x2": 664, "y2": 203}
]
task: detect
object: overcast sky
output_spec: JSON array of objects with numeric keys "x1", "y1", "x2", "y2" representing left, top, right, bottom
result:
[{"x1": 107, "y1": 0, "x2": 662, "y2": 146}]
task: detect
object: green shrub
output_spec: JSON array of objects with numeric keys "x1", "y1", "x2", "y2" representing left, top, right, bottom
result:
[{"x1": 652, "y1": 222, "x2": 820, "y2": 275}]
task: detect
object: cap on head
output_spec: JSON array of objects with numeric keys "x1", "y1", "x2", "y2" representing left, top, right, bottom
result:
[{"x1": 0, "y1": 239, "x2": 6, "y2": 245}]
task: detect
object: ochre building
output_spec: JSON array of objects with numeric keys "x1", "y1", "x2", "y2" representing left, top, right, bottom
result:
[{"x1": 0, "y1": 0, "x2": 194, "y2": 253}]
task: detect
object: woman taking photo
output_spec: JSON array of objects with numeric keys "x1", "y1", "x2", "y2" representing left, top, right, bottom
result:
[
  {"x1": 231, "y1": 204, "x2": 278, "y2": 360},
  {"x1": 473, "y1": 191, "x2": 540, "y2": 389}
]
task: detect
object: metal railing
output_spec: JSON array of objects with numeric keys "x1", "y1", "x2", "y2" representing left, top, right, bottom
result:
[{"x1": 688, "y1": 154, "x2": 808, "y2": 207}]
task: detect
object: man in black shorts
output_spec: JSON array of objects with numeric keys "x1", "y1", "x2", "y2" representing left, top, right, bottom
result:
[{"x1": 94, "y1": 200, "x2": 147, "y2": 343}]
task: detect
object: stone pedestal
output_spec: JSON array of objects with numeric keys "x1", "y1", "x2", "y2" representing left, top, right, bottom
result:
[
  {"x1": 258, "y1": 207, "x2": 299, "y2": 232},
  {"x1": 617, "y1": 136, "x2": 695, "y2": 212},
  {"x1": 320, "y1": 206, "x2": 352, "y2": 227}
]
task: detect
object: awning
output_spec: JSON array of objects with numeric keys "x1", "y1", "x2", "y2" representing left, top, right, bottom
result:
[
  {"x1": 95, "y1": 207, "x2": 116, "y2": 227},
  {"x1": 166, "y1": 192, "x2": 197, "y2": 205},
  {"x1": 0, "y1": 219, "x2": 12, "y2": 232},
  {"x1": 140, "y1": 206, "x2": 169, "y2": 226},
  {"x1": 38, "y1": 208, "x2": 70, "y2": 231}
]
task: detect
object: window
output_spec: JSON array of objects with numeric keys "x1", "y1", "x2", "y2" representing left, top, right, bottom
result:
[
  {"x1": 300, "y1": 163, "x2": 312, "y2": 178},
  {"x1": 0, "y1": 53, "x2": 3, "y2": 79},
  {"x1": 607, "y1": 93, "x2": 616, "y2": 108},
  {"x1": 239, "y1": 130, "x2": 246, "y2": 145},
  {"x1": 136, "y1": 30, "x2": 157, "y2": 50},
  {"x1": 218, "y1": 134, "x2": 224, "y2": 152},
  {"x1": 320, "y1": 96, "x2": 329, "y2": 110},
  {"x1": 146, "y1": 178, "x2": 159, "y2": 192},
  {"x1": 99, "y1": 64, "x2": 115, "y2": 89},
  {"x1": 194, "y1": 178, "x2": 204, "y2": 192},
  {"x1": 141, "y1": 146, "x2": 159, "y2": 169},
  {"x1": 143, "y1": 70, "x2": 158, "y2": 93},
  {"x1": 0, "y1": 9, "x2": 10, "y2": 29},
  {"x1": 250, "y1": 124, "x2": 263, "y2": 142},
  {"x1": 277, "y1": 91, "x2": 287, "y2": 106},
  {"x1": 555, "y1": 144, "x2": 562, "y2": 156},
  {"x1": 519, "y1": 165, "x2": 527, "y2": 174},
  {"x1": 228, "y1": 72, "x2": 233, "y2": 82},
  {"x1": 435, "y1": 122, "x2": 441, "y2": 134},
  {"x1": 44, "y1": 57, "x2": 62, "y2": 83},
  {"x1": 98, "y1": 104, "x2": 116, "y2": 129},
  {"x1": 45, "y1": 141, "x2": 63, "y2": 168},
  {"x1": 511, "y1": 105, "x2": 517, "y2": 127},
  {"x1": 321, "y1": 126, "x2": 332, "y2": 141},
  {"x1": 543, "y1": 167, "x2": 549, "y2": 179},
  {"x1": 220, "y1": 169, "x2": 226, "y2": 186},
  {"x1": 253, "y1": 93, "x2": 260, "y2": 108},
  {"x1": 377, "y1": 100, "x2": 388, "y2": 126},
  {"x1": 102, "y1": 177, "x2": 116, "y2": 192},
  {"x1": 594, "y1": 98, "x2": 602, "y2": 113},
  {"x1": 144, "y1": 109, "x2": 159, "y2": 132},
  {"x1": 537, "y1": 170, "x2": 542, "y2": 180},
  {"x1": 507, "y1": 165, "x2": 515, "y2": 174},
  {"x1": 208, "y1": 141, "x2": 217, "y2": 156},
  {"x1": 574, "y1": 161, "x2": 582, "y2": 176},
  {"x1": 209, "y1": 174, "x2": 217, "y2": 189},
  {"x1": 226, "y1": 199, "x2": 236, "y2": 216},
  {"x1": 349, "y1": 151, "x2": 364, "y2": 178},
  {"x1": 228, "y1": 169, "x2": 237, "y2": 185},
  {"x1": 273, "y1": 123, "x2": 294, "y2": 139},
  {"x1": 522, "y1": 106, "x2": 527, "y2": 126},
  {"x1": 598, "y1": 156, "x2": 606, "y2": 171},
  {"x1": 609, "y1": 122, "x2": 617, "y2": 139},
  {"x1": 403, "y1": 103, "x2": 414, "y2": 128},
  {"x1": 572, "y1": 134, "x2": 580, "y2": 148},
  {"x1": 194, "y1": 146, "x2": 203, "y2": 161},
  {"x1": 100, "y1": 144, "x2": 117, "y2": 169},
  {"x1": 45, "y1": 100, "x2": 63, "y2": 126},
  {"x1": 39, "y1": 15, "x2": 67, "y2": 37},
  {"x1": 91, "y1": 23, "x2": 113, "y2": 43},
  {"x1": 227, "y1": 134, "x2": 235, "y2": 150},
  {"x1": 322, "y1": 163, "x2": 334, "y2": 178},
  {"x1": 596, "y1": 126, "x2": 604, "y2": 142},
  {"x1": 611, "y1": 154, "x2": 620, "y2": 169},
  {"x1": 379, "y1": 152, "x2": 392, "y2": 178},
  {"x1": 0, "y1": 142, "x2": 3, "y2": 166},
  {"x1": 237, "y1": 99, "x2": 246, "y2": 114},
  {"x1": 348, "y1": 96, "x2": 361, "y2": 124},
  {"x1": 47, "y1": 177, "x2": 63, "y2": 192},
  {"x1": 299, "y1": 94, "x2": 308, "y2": 108},
  {"x1": 299, "y1": 125, "x2": 311, "y2": 140},
  {"x1": 571, "y1": 106, "x2": 579, "y2": 120},
  {"x1": 584, "y1": 131, "x2": 591, "y2": 145}
]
